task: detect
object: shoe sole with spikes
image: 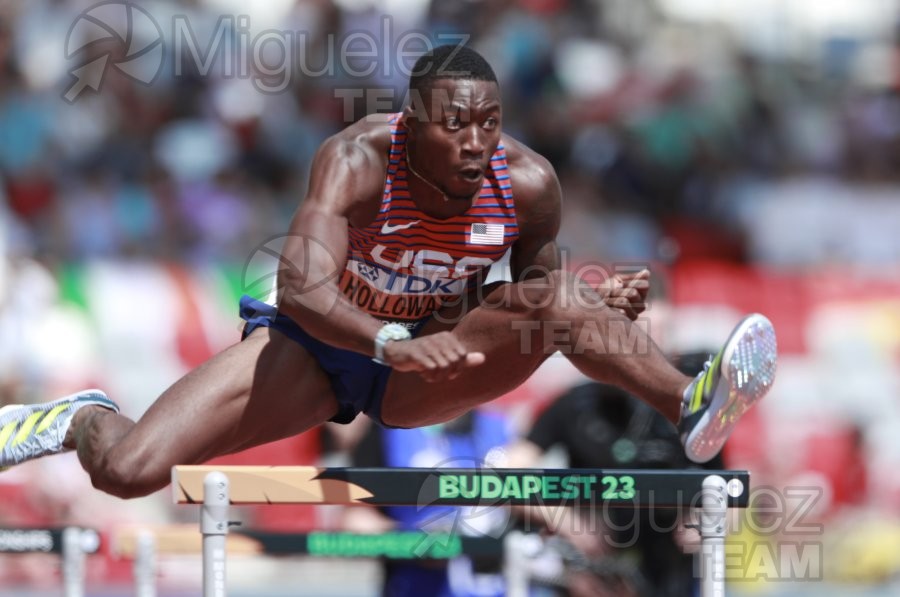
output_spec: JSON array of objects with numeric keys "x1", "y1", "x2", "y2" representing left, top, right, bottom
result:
[{"x1": 683, "y1": 314, "x2": 777, "y2": 463}]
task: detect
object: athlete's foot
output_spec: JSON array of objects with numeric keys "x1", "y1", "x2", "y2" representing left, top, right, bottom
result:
[
  {"x1": 0, "y1": 390, "x2": 119, "y2": 470},
  {"x1": 678, "y1": 314, "x2": 777, "y2": 463}
]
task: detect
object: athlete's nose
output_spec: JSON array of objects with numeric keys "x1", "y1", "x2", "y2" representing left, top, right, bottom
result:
[{"x1": 460, "y1": 124, "x2": 485, "y2": 159}]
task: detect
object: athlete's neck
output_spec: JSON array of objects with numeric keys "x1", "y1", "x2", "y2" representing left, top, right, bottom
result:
[{"x1": 406, "y1": 148, "x2": 479, "y2": 220}]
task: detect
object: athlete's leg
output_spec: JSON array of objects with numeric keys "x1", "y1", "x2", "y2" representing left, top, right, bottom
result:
[
  {"x1": 67, "y1": 326, "x2": 338, "y2": 498},
  {"x1": 381, "y1": 270, "x2": 687, "y2": 427}
]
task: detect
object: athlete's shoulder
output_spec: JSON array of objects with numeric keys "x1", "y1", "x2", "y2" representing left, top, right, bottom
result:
[
  {"x1": 333, "y1": 113, "x2": 396, "y2": 149},
  {"x1": 501, "y1": 134, "x2": 560, "y2": 211},
  {"x1": 318, "y1": 113, "x2": 396, "y2": 169},
  {"x1": 306, "y1": 114, "x2": 397, "y2": 219}
]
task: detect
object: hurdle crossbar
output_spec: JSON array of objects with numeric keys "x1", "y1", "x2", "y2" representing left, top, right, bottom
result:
[
  {"x1": 172, "y1": 465, "x2": 749, "y2": 508},
  {"x1": 113, "y1": 525, "x2": 503, "y2": 559}
]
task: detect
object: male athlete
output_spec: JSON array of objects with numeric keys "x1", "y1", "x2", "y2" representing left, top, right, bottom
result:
[{"x1": 0, "y1": 46, "x2": 776, "y2": 498}]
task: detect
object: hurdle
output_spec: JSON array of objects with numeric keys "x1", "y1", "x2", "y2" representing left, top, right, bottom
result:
[
  {"x1": 0, "y1": 526, "x2": 101, "y2": 597},
  {"x1": 172, "y1": 466, "x2": 750, "y2": 597},
  {"x1": 112, "y1": 524, "x2": 505, "y2": 597}
]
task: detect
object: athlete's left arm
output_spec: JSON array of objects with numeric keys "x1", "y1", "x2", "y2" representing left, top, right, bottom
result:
[
  {"x1": 508, "y1": 154, "x2": 562, "y2": 280},
  {"x1": 509, "y1": 154, "x2": 648, "y2": 320}
]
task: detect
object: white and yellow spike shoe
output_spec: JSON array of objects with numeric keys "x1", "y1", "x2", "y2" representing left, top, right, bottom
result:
[
  {"x1": 0, "y1": 390, "x2": 118, "y2": 469},
  {"x1": 679, "y1": 314, "x2": 777, "y2": 463}
]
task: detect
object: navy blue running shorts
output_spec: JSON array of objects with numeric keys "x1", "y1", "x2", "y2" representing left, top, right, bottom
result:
[{"x1": 238, "y1": 295, "x2": 419, "y2": 426}]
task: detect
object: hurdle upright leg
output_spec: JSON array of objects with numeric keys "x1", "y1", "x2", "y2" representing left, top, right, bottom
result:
[
  {"x1": 201, "y1": 471, "x2": 230, "y2": 597},
  {"x1": 698, "y1": 475, "x2": 728, "y2": 597},
  {"x1": 503, "y1": 531, "x2": 528, "y2": 597},
  {"x1": 61, "y1": 527, "x2": 86, "y2": 597},
  {"x1": 133, "y1": 529, "x2": 157, "y2": 597}
]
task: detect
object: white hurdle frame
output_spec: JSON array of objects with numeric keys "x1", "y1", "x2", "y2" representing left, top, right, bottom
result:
[{"x1": 172, "y1": 466, "x2": 744, "y2": 597}]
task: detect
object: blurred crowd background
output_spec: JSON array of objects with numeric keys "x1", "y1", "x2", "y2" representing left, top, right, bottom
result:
[{"x1": 1, "y1": 0, "x2": 899, "y2": 595}]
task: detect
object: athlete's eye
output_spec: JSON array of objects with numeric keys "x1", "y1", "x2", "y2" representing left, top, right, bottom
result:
[
  {"x1": 483, "y1": 117, "x2": 498, "y2": 130},
  {"x1": 446, "y1": 116, "x2": 461, "y2": 130}
]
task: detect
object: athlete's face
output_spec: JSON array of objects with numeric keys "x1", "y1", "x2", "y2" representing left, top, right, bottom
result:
[{"x1": 405, "y1": 78, "x2": 502, "y2": 201}]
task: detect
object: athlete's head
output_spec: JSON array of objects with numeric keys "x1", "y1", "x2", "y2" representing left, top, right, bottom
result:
[{"x1": 402, "y1": 45, "x2": 501, "y2": 201}]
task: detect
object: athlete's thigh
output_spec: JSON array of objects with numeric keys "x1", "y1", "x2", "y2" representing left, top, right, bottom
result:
[
  {"x1": 111, "y1": 326, "x2": 338, "y2": 470},
  {"x1": 381, "y1": 281, "x2": 551, "y2": 427}
]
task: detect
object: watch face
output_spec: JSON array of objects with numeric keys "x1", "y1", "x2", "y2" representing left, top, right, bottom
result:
[{"x1": 383, "y1": 324, "x2": 412, "y2": 340}]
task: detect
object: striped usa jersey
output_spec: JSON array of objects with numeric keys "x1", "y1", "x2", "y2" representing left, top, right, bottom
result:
[{"x1": 339, "y1": 114, "x2": 519, "y2": 330}]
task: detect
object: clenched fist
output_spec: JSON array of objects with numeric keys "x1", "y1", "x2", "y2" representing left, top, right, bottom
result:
[
  {"x1": 601, "y1": 269, "x2": 650, "y2": 321},
  {"x1": 384, "y1": 331, "x2": 485, "y2": 382}
]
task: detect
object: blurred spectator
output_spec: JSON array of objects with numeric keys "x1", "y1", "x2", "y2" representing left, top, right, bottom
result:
[{"x1": 0, "y1": 0, "x2": 895, "y2": 270}]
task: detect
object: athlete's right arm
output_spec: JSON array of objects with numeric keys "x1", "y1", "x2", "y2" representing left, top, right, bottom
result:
[
  {"x1": 277, "y1": 132, "x2": 483, "y2": 379},
  {"x1": 276, "y1": 135, "x2": 385, "y2": 356}
]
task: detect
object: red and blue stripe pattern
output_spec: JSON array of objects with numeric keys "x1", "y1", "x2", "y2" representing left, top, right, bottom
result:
[{"x1": 339, "y1": 114, "x2": 518, "y2": 326}]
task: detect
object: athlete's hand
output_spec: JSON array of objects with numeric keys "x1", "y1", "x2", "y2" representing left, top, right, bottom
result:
[
  {"x1": 601, "y1": 269, "x2": 649, "y2": 321},
  {"x1": 384, "y1": 332, "x2": 485, "y2": 382}
]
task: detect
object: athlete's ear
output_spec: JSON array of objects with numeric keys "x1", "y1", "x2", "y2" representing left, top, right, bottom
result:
[
  {"x1": 400, "y1": 104, "x2": 418, "y2": 134},
  {"x1": 403, "y1": 87, "x2": 430, "y2": 128},
  {"x1": 400, "y1": 105, "x2": 413, "y2": 125}
]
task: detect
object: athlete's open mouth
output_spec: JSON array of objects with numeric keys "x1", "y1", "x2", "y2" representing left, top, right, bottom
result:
[{"x1": 458, "y1": 166, "x2": 484, "y2": 182}]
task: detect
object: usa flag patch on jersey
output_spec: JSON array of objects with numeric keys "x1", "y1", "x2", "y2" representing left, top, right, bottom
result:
[{"x1": 468, "y1": 223, "x2": 505, "y2": 245}]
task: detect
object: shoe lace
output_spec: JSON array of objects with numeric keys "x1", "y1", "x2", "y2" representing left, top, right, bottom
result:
[
  {"x1": 699, "y1": 356, "x2": 713, "y2": 379},
  {"x1": 693, "y1": 355, "x2": 715, "y2": 405}
]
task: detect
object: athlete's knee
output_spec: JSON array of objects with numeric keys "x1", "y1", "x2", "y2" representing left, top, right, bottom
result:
[
  {"x1": 501, "y1": 269, "x2": 604, "y2": 324},
  {"x1": 89, "y1": 451, "x2": 165, "y2": 499},
  {"x1": 526, "y1": 269, "x2": 583, "y2": 317},
  {"x1": 504, "y1": 269, "x2": 561, "y2": 317},
  {"x1": 530, "y1": 269, "x2": 617, "y2": 323}
]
